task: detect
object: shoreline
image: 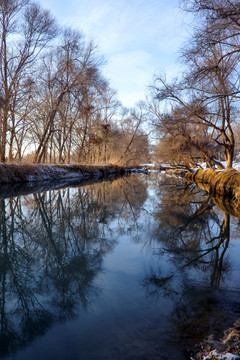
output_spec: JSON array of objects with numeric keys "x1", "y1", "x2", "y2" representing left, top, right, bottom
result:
[
  {"x1": 0, "y1": 163, "x2": 145, "y2": 184},
  {"x1": 191, "y1": 318, "x2": 240, "y2": 360}
]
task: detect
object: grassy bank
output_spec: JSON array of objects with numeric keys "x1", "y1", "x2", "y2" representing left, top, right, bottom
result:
[
  {"x1": 185, "y1": 168, "x2": 240, "y2": 197},
  {"x1": 0, "y1": 164, "x2": 138, "y2": 184}
]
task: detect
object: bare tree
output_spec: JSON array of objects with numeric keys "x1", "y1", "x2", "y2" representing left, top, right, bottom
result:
[
  {"x1": 0, "y1": 2, "x2": 150, "y2": 165},
  {"x1": 117, "y1": 103, "x2": 150, "y2": 165},
  {"x1": 30, "y1": 28, "x2": 106, "y2": 163},
  {"x1": 0, "y1": 0, "x2": 58, "y2": 162},
  {"x1": 152, "y1": 105, "x2": 222, "y2": 169},
  {"x1": 148, "y1": 5, "x2": 240, "y2": 169}
]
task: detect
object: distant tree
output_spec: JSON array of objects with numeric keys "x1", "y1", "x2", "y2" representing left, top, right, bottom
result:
[
  {"x1": 152, "y1": 106, "x2": 223, "y2": 169},
  {"x1": 117, "y1": 103, "x2": 150, "y2": 165}
]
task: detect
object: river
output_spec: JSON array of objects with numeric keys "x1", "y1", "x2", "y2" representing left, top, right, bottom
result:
[{"x1": 0, "y1": 172, "x2": 240, "y2": 360}]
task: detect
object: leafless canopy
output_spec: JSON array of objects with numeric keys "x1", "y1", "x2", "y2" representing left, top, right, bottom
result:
[{"x1": 148, "y1": 0, "x2": 240, "y2": 169}]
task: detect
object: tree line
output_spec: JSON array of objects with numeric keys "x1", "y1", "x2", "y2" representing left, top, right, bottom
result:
[
  {"x1": 148, "y1": 0, "x2": 240, "y2": 170},
  {"x1": 4, "y1": 0, "x2": 239, "y2": 169},
  {"x1": 0, "y1": 0, "x2": 149, "y2": 165}
]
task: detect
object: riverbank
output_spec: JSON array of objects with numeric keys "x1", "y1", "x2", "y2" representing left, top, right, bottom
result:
[
  {"x1": 0, "y1": 163, "x2": 144, "y2": 184},
  {"x1": 185, "y1": 168, "x2": 240, "y2": 197},
  {"x1": 191, "y1": 319, "x2": 240, "y2": 360}
]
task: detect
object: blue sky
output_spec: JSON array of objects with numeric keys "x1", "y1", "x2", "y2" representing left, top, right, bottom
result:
[{"x1": 40, "y1": 0, "x2": 190, "y2": 108}]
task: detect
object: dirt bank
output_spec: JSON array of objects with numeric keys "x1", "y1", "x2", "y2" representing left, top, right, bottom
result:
[{"x1": 0, "y1": 164, "x2": 139, "y2": 184}]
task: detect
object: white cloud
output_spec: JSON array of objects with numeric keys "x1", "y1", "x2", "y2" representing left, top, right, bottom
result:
[
  {"x1": 40, "y1": 0, "x2": 191, "y2": 107},
  {"x1": 103, "y1": 50, "x2": 153, "y2": 106}
]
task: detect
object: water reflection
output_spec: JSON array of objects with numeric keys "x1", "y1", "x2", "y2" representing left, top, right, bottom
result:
[
  {"x1": 0, "y1": 175, "x2": 147, "y2": 358},
  {"x1": 0, "y1": 173, "x2": 240, "y2": 359},
  {"x1": 149, "y1": 176, "x2": 233, "y2": 286},
  {"x1": 143, "y1": 175, "x2": 240, "y2": 356}
]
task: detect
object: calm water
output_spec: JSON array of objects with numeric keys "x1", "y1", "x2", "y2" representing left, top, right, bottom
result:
[{"x1": 0, "y1": 173, "x2": 240, "y2": 360}]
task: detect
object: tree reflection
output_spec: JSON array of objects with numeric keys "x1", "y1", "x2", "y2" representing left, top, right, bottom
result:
[
  {"x1": 0, "y1": 175, "x2": 147, "y2": 357},
  {"x1": 150, "y1": 177, "x2": 233, "y2": 287},
  {"x1": 143, "y1": 176, "x2": 240, "y2": 356}
]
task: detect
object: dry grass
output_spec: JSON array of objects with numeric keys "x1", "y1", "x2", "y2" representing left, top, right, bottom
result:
[
  {"x1": 185, "y1": 168, "x2": 240, "y2": 197},
  {"x1": 185, "y1": 168, "x2": 240, "y2": 217}
]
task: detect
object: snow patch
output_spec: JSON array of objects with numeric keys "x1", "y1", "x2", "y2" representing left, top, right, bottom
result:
[{"x1": 203, "y1": 350, "x2": 240, "y2": 360}]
